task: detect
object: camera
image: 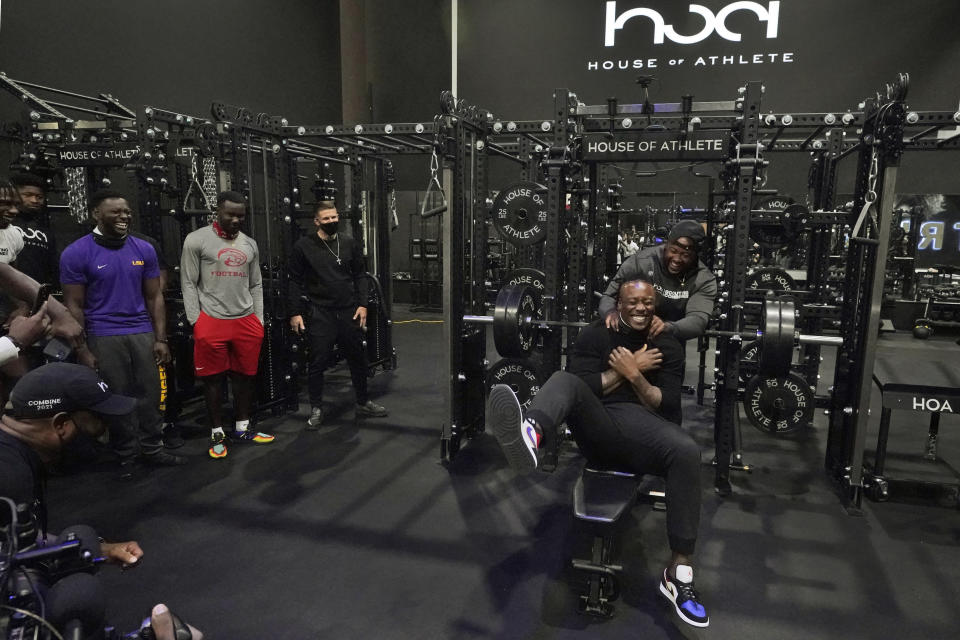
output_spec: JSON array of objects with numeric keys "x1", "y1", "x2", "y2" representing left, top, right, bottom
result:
[{"x1": 1, "y1": 510, "x2": 193, "y2": 640}]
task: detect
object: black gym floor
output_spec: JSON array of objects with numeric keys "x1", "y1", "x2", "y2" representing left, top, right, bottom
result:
[{"x1": 46, "y1": 310, "x2": 960, "y2": 639}]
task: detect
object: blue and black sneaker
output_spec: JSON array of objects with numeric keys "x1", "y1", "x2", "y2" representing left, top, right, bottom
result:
[
  {"x1": 489, "y1": 384, "x2": 539, "y2": 471},
  {"x1": 660, "y1": 565, "x2": 709, "y2": 628}
]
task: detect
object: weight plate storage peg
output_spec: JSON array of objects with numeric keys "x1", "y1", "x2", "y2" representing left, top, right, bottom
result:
[
  {"x1": 487, "y1": 358, "x2": 543, "y2": 410},
  {"x1": 742, "y1": 373, "x2": 814, "y2": 435},
  {"x1": 493, "y1": 283, "x2": 540, "y2": 357},
  {"x1": 491, "y1": 182, "x2": 549, "y2": 247}
]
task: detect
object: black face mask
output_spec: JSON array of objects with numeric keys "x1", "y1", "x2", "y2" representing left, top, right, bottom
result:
[
  {"x1": 319, "y1": 221, "x2": 339, "y2": 236},
  {"x1": 92, "y1": 232, "x2": 127, "y2": 249}
]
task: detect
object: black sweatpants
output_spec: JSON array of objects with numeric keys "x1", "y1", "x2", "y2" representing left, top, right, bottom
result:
[
  {"x1": 307, "y1": 306, "x2": 368, "y2": 408},
  {"x1": 527, "y1": 371, "x2": 701, "y2": 555},
  {"x1": 87, "y1": 332, "x2": 163, "y2": 459}
]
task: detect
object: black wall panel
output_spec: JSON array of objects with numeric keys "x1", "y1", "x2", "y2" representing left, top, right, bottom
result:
[{"x1": 0, "y1": 0, "x2": 342, "y2": 123}]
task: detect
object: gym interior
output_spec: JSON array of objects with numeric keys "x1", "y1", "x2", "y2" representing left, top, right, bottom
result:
[{"x1": 1, "y1": 1, "x2": 960, "y2": 638}]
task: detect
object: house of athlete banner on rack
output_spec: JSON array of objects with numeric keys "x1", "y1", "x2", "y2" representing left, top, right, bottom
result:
[{"x1": 458, "y1": 0, "x2": 960, "y2": 116}]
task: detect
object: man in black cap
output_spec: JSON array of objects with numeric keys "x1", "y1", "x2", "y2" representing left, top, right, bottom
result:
[
  {"x1": 0, "y1": 362, "x2": 144, "y2": 566},
  {"x1": 599, "y1": 219, "x2": 718, "y2": 341}
]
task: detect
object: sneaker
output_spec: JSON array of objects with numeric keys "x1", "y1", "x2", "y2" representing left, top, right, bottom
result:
[
  {"x1": 306, "y1": 407, "x2": 325, "y2": 430},
  {"x1": 209, "y1": 432, "x2": 228, "y2": 459},
  {"x1": 489, "y1": 384, "x2": 539, "y2": 471},
  {"x1": 660, "y1": 565, "x2": 709, "y2": 628},
  {"x1": 142, "y1": 451, "x2": 188, "y2": 467},
  {"x1": 162, "y1": 423, "x2": 185, "y2": 449},
  {"x1": 356, "y1": 400, "x2": 388, "y2": 417},
  {"x1": 230, "y1": 430, "x2": 276, "y2": 444}
]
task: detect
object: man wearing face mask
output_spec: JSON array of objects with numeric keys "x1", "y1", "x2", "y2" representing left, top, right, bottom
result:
[
  {"x1": 60, "y1": 190, "x2": 185, "y2": 476},
  {"x1": 288, "y1": 201, "x2": 387, "y2": 429},
  {"x1": 599, "y1": 220, "x2": 717, "y2": 341}
]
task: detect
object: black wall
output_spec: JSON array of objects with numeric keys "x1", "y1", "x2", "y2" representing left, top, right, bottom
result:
[
  {"x1": 0, "y1": 0, "x2": 342, "y2": 125},
  {"x1": 459, "y1": 0, "x2": 960, "y2": 197}
]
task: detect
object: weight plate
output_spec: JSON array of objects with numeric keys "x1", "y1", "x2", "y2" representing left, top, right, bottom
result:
[
  {"x1": 739, "y1": 339, "x2": 760, "y2": 383},
  {"x1": 492, "y1": 182, "x2": 548, "y2": 247},
  {"x1": 759, "y1": 299, "x2": 793, "y2": 377},
  {"x1": 746, "y1": 267, "x2": 796, "y2": 292},
  {"x1": 505, "y1": 268, "x2": 546, "y2": 296},
  {"x1": 755, "y1": 195, "x2": 795, "y2": 212},
  {"x1": 486, "y1": 358, "x2": 543, "y2": 410},
  {"x1": 493, "y1": 283, "x2": 540, "y2": 357},
  {"x1": 750, "y1": 202, "x2": 805, "y2": 249},
  {"x1": 195, "y1": 122, "x2": 219, "y2": 157},
  {"x1": 742, "y1": 372, "x2": 814, "y2": 435}
]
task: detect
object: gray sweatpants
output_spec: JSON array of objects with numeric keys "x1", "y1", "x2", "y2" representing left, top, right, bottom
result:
[{"x1": 87, "y1": 332, "x2": 162, "y2": 458}]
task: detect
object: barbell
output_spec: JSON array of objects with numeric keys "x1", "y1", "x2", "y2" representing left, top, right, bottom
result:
[
  {"x1": 464, "y1": 283, "x2": 589, "y2": 358},
  {"x1": 705, "y1": 299, "x2": 842, "y2": 377},
  {"x1": 473, "y1": 284, "x2": 842, "y2": 368}
]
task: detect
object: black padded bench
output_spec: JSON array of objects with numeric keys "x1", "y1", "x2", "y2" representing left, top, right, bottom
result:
[
  {"x1": 570, "y1": 466, "x2": 642, "y2": 617},
  {"x1": 868, "y1": 339, "x2": 960, "y2": 503}
]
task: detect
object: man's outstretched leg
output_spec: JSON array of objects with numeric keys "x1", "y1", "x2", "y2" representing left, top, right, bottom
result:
[{"x1": 489, "y1": 371, "x2": 611, "y2": 472}]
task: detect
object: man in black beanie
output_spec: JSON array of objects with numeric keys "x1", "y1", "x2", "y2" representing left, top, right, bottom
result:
[{"x1": 599, "y1": 219, "x2": 717, "y2": 341}]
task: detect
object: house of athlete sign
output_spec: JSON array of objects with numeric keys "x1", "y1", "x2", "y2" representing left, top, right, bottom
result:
[
  {"x1": 582, "y1": 130, "x2": 730, "y2": 161},
  {"x1": 57, "y1": 143, "x2": 140, "y2": 166},
  {"x1": 588, "y1": 1, "x2": 795, "y2": 72},
  {"x1": 57, "y1": 143, "x2": 200, "y2": 167}
]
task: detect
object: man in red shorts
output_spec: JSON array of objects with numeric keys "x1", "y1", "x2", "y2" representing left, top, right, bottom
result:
[{"x1": 180, "y1": 191, "x2": 275, "y2": 459}]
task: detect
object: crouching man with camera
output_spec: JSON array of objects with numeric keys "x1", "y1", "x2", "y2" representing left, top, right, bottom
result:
[{"x1": 0, "y1": 363, "x2": 203, "y2": 639}]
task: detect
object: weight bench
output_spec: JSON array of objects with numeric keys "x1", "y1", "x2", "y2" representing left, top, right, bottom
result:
[{"x1": 570, "y1": 466, "x2": 642, "y2": 617}]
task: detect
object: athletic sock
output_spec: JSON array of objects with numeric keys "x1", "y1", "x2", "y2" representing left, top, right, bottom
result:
[
  {"x1": 211, "y1": 426, "x2": 225, "y2": 438},
  {"x1": 235, "y1": 419, "x2": 250, "y2": 433}
]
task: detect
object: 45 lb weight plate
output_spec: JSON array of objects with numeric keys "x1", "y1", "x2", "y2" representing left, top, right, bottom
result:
[
  {"x1": 487, "y1": 358, "x2": 542, "y2": 410},
  {"x1": 743, "y1": 373, "x2": 813, "y2": 435}
]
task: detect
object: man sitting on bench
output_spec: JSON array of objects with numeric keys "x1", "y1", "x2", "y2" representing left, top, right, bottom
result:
[{"x1": 489, "y1": 278, "x2": 708, "y2": 628}]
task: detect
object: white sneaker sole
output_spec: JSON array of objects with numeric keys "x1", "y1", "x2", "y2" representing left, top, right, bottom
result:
[{"x1": 489, "y1": 385, "x2": 537, "y2": 471}]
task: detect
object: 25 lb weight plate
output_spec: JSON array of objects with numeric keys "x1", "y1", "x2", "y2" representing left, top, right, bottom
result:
[
  {"x1": 743, "y1": 372, "x2": 814, "y2": 435},
  {"x1": 505, "y1": 268, "x2": 546, "y2": 295},
  {"x1": 492, "y1": 182, "x2": 548, "y2": 247},
  {"x1": 746, "y1": 267, "x2": 796, "y2": 292},
  {"x1": 487, "y1": 358, "x2": 542, "y2": 410}
]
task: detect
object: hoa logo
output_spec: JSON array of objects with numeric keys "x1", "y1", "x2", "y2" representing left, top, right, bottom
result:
[
  {"x1": 217, "y1": 247, "x2": 248, "y2": 267},
  {"x1": 604, "y1": 1, "x2": 781, "y2": 46}
]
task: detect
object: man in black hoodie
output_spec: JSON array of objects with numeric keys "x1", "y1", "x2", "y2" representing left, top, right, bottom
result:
[
  {"x1": 599, "y1": 219, "x2": 717, "y2": 341},
  {"x1": 288, "y1": 201, "x2": 388, "y2": 428}
]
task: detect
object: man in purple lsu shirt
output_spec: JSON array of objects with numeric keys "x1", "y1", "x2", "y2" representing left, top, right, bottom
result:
[{"x1": 60, "y1": 190, "x2": 186, "y2": 475}]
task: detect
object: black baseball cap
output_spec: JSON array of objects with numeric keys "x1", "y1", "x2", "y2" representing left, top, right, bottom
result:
[
  {"x1": 667, "y1": 220, "x2": 706, "y2": 249},
  {"x1": 9, "y1": 363, "x2": 137, "y2": 419}
]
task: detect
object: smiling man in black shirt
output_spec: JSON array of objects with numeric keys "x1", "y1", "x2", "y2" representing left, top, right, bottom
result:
[
  {"x1": 288, "y1": 201, "x2": 388, "y2": 428},
  {"x1": 490, "y1": 278, "x2": 708, "y2": 628}
]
